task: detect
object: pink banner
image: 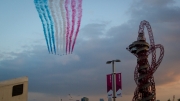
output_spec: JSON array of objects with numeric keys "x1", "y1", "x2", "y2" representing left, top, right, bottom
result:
[
  {"x1": 107, "y1": 74, "x2": 112, "y2": 98},
  {"x1": 116, "y1": 73, "x2": 122, "y2": 97}
]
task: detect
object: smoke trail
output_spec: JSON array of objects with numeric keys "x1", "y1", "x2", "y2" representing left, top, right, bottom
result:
[
  {"x1": 60, "y1": 0, "x2": 66, "y2": 55},
  {"x1": 37, "y1": 0, "x2": 53, "y2": 53},
  {"x1": 44, "y1": 0, "x2": 56, "y2": 54},
  {"x1": 69, "y1": 0, "x2": 76, "y2": 53},
  {"x1": 38, "y1": 0, "x2": 53, "y2": 53},
  {"x1": 71, "y1": 0, "x2": 82, "y2": 53},
  {"x1": 49, "y1": 0, "x2": 59, "y2": 54},
  {"x1": 56, "y1": 0, "x2": 63, "y2": 55},
  {"x1": 54, "y1": 0, "x2": 61, "y2": 55},
  {"x1": 65, "y1": 0, "x2": 70, "y2": 54},
  {"x1": 34, "y1": 0, "x2": 50, "y2": 53}
]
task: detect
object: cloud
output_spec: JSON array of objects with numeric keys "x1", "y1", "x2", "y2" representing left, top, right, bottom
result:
[
  {"x1": 141, "y1": 0, "x2": 175, "y2": 7},
  {"x1": 128, "y1": 0, "x2": 180, "y2": 24},
  {"x1": 1, "y1": 0, "x2": 180, "y2": 101},
  {"x1": 1, "y1": 10, "x2": 180, "y2": 100},
  {"x1": 0, "y1": 20, "x2": 136, "y2": 101}
]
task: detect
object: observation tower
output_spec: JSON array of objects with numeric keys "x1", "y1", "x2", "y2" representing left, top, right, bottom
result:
[{"x1": 126, "y1": 20, "x2": 164, "y2": 101}]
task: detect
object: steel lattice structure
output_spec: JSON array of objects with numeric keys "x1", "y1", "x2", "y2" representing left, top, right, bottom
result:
[{"x1": 126, "y1": 20, "x2": 164, "y2": 101}]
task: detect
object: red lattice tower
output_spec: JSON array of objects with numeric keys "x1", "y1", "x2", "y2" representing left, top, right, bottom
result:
[{"x1": 126, "y1": 20, "x2": 164, "y2": 101}]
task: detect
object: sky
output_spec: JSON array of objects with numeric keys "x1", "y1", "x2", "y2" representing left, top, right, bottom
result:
[{"x1": 0, "y1": 0, "x2": 180, "y2": 101}]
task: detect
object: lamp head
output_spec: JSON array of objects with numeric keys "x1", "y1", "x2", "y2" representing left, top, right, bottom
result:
[
  {"x1": 106, "y1": 61, "x2": 112, "y2": 64},
  {"x1": 115, "y1": 59, "x2": 121, "y2": 62}
]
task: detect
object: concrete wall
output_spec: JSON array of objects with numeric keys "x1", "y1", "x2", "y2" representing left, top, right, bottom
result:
[{"x1": 0, "y1": 77, "x2": 28, "y2": 101}]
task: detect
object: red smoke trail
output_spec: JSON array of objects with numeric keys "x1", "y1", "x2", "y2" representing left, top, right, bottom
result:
[
  {"x1": 69, "y1": 0, "x2": 76, "y2": 53},
  {"x1": 71, "y1": 0, "x2": 82, "y2": 53},
  {"x1": 65, "y1": 0, "x2": 70, "y2": 54}
]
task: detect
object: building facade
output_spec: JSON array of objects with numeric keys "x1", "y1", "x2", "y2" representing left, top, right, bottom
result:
[{"x1": 0, "y1": 77, "x2": 28, "y2": 101}]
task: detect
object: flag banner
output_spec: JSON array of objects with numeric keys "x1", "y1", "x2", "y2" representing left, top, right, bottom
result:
[
  {"x1": 107, "y1": 74, "x2": 113, "y2": 98},
  {"x1": 116, "y1": 73, "x2": 122, "y2": 97}
]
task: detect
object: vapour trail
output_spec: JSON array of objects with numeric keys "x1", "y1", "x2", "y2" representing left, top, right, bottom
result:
[
  {"x1": 40, "y1": 0, "x2": 53, "y2": 53},
  {"x1": 57, "y1": 0, "x2": 63, "y2": 55},
  {"x1": 44, "y1": 0, "x2": 56, "y2": 54},
  {"x1": 53, "y1": 0, "x2": 60, "y2": 55},
  {"x1": 39, "y1": 0, "x2": 53, "y2": 53},
  {"x1": 54, "y1": 0, "x2": 60, "y2": 55},
  {"x1": 71, "y1": 0, "x2": 82, "y2": 53},
  {"x1": 49, "y1": 0, "x2": 59, "y2": 54},
  {"x1": 60, "y1": 0, "x2": 66, "y2": 55},
  {"x1": 65, "y1": 0, "x2": 70, "y2": 54},
  {"x1": 69, "y1": 0, "x2": 76, "y2": 53},
  {"x1": 34, "y1": 0, "x2": 50, "y2": 53}
]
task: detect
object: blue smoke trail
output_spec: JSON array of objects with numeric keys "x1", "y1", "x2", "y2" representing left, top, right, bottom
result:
[
  {"x1": 34, "y1": 0, "x2": 50, "y2": 53},
  {"x1": 44, "y1": 0, "x2": 56, "y2": 54},
  {"x1": 40, "y1": 0, "x2": 53, "y2": 53}
]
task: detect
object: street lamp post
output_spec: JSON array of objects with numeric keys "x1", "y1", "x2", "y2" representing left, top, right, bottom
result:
[{"x1": 106, "y1": 59, "x2": 121, "y2": 101}]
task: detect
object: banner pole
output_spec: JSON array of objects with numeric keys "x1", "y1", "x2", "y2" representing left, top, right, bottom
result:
[{"x1": 112, "y1": 61, "x2": 116, "y2": 101}]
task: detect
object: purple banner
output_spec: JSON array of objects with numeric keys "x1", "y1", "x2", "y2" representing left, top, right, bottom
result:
[
  {"x1": 116, "y1": 73, "x2": 122, "y2": 97},
  {"x1": 107, "y1": 74, "x2": 112, "y2": 98}
]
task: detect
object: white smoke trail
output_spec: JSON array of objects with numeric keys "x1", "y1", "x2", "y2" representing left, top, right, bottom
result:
[
  {"x1": 49, "y1": 0, "x2": 59, "y2": 54},
  {"x1": 55, "y1": 0, "x2": 63, "y2": 55},
  {"x1": 60, "y1": 0, "x2": 66, "y2": 55}
]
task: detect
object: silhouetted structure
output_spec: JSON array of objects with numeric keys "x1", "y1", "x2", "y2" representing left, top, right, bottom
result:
[
  {"x1": 81, "y1": 97, "x2": 89, "y2": 101},
  {"x1": 100, "y1": 98, "x2": 104, "y2": 101},
  {"x1": 127, "y1": 20, "x2": 164, "y2": 101},
  {"x1": 108, "y1": 98, "x2": 112, "y2": 101}
]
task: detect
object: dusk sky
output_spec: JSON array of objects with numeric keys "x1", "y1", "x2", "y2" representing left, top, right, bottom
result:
[{"x1": 0, "y1": 0, "x2": 180, "y2": 101}]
